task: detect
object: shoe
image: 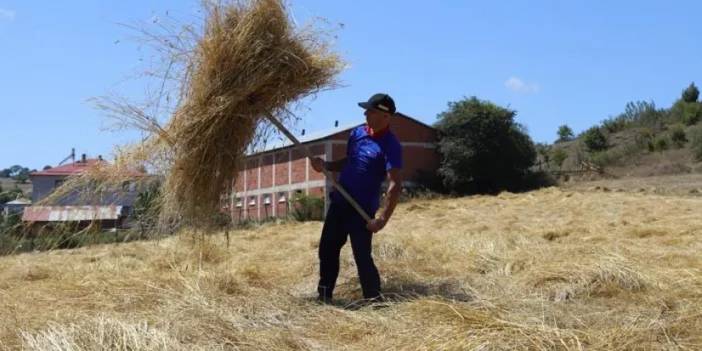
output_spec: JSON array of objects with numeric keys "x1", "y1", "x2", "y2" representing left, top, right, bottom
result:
[
  {"x1": 316, "y1": 295, "x2": 333, "y2": 305},
  {"x1": 367, "y1": 295, "x2": 385, "y2": 303}
]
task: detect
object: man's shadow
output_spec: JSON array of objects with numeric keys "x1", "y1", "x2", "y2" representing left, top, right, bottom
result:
[{"x1": 313, "y1": 278, "x2": 473, "y2": 311}]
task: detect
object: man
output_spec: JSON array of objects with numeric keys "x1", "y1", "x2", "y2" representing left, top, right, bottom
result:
[{"x1": 310, "y1": 93, "x2": 403, "y2": 304}]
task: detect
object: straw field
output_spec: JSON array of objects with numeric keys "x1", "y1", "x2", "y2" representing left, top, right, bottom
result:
[{"x1": 1, "y1": 186, "x2": 701, "y2": 350}]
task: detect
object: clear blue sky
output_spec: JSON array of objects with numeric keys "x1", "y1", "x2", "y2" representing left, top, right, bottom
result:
[{"x1": 1, "y1": 1, "x2": 701, "y2": 170}]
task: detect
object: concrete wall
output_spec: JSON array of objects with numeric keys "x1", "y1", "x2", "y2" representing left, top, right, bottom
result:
[{"x1": 31, "y1": 175, "x2": 65, "y2": 203}]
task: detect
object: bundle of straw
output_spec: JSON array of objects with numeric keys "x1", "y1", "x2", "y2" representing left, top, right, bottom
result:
[
  {"x1": 161, "y1": 0, "x2": 343, "y2": 225},
  {"x1": 37, "y1": 0, "x2": 342, "y2": 231}
]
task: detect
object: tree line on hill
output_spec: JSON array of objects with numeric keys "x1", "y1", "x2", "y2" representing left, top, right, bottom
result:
[
  {"x1": 544, "y1": 83, "x2": 702, "y2": 172},
  {"x1": 0, "y1": 165, "x2": 38, "y2": 184},
  {"x1": 423, "y1": 82, "x2": 702, "y2": 196}
]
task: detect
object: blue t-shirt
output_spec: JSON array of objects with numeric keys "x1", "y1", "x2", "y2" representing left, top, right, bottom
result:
[{"x1": 331, "y1": 125, "x2": 403, "y2": 215}]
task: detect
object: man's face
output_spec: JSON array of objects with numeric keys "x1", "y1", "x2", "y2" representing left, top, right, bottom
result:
[{"x1": 364, "y1": 108, "x2": 391, "y2": 130}]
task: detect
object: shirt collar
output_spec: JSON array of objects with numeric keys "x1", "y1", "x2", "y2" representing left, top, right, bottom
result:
[{"x1": 364, "y1": 124, "x2": 390, "y2": 139}]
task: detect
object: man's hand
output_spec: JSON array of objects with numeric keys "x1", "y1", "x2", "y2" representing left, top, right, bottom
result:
[
  {"x1": 366, "y1": 217, "x2": 387, "y2": 233},
  {"x1": 310, "y1": 157, "x2": 325, "y2": 173},
  {"x1": 367, "y1": 169, "x2": 402, "y2": 233}
]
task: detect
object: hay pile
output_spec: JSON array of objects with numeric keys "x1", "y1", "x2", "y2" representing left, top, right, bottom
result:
[
  {"x1": 39, "y1": 0, "x2": 343, "y2": 227},
  {"x1": 4, "y1": 187, "x2": 702, "y2": 349},
  {"x1": 162, "y1": 0, "x2": 342, "y2": 224}
]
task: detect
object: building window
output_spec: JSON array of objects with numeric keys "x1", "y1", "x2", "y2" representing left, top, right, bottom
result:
[{"x1": 54, "y1": 179, "x2": 65, "y2": 188}]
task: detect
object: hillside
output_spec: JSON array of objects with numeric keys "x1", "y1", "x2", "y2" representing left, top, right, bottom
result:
[
  {"x1": 545, "y1": 88, "x2": 702, "y2": 182},
  {"x1": 0, "y1": 178, "x2": 32, "y2": 198},
  {"x1": 551, "y1": 125, "x2": 702, "y2": 180},
  {"x1": 1, "y1": 186, "x2": 701, "y2": 350}
]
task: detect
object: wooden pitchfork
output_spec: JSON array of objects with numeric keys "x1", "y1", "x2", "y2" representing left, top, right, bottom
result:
[{"x1": 265, "y1": 114, "x2": 372, "y2": 223}]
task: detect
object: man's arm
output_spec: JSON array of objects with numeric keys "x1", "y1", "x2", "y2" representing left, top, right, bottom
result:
[
  {"x1": 311, "y1": 157, "x2": 347, "y2": 173},
  {"x1": 324, "y1": 158, "x2": 347, "y2": 172},
  {"x1": 367, "y1": 169, "x2": 402, "y2": 233}
]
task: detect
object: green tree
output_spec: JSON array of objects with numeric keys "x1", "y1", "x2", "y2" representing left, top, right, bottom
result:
[
  {"x1": 582, "y1": 127, "x2": 608, "y2": 152},
  {"x1": 682, "y1": 82, "x2": 699, "y2": 103},
  {"x1": 556, "y1": 125, "x2": 574, "y2": 143},
  {"x1": 435, "y1": 97, "x2": 537, "y2": 194},
  {"x1": 14, "y1": 172, "x2": 29, "y2": 184},
  {"x1": 4, "y1": 165, "x2": 31, "y2": 183}
]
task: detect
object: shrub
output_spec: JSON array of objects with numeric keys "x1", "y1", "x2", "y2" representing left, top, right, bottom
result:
[
  {"x1": 413, "y1": 169, "x2": 447, "y2": 194},
  {"x1": 291, "y1": 193, "x2": 324, "y2": 221},
  {"x1": 652, "y1": 136, "x2": 669, "y2": 152},
  {"x1": 514, "y1": 171, "x2": 557, "y2": 191},
  {"x1": 589, "y1": 141, "x2": 643, "y2": 168},
  {"x1": 635, "y1": 128, "x2": 655, "y2": 149},
  {"x1": 130, "y1": 182, "x2": 161, "y2": 237},
  {"x1": 618, "y1": 101, "x2": 664, "y2": 128},
  {"x1": 670, "y1": 124, "x2": 687, "y2": 148},
  {"x1": 582, "y1": 127, "x2": 608, "y2": 152},
  {"x1": 689, "y1": 125, "x2": 702, "y2": 161},
  {"x1": 602, "y1": 116, "x2": 628, "y2": 133},
  {"x1": 682, "y1": 103, "x2": 702, "y2": 126},
  {"x1": 0, "y1": 213, "x2": 22, "y2": 236},
  {"x1": 550, "y1": 148, "x2": 568, "y2": 169}
]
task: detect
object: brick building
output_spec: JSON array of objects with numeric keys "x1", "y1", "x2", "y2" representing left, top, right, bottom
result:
[{"x1": 225, "y1": 113, "x2": 439, "y2": 222}]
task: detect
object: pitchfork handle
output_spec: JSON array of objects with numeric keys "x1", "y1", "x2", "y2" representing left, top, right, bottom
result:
[{"x1": 265, "y1": 114, "x2": 372, "y2": 223}]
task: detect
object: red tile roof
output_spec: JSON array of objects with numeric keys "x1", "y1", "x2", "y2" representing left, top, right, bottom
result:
[{"x1": 30, "y1": 159, "x2": 105, "y2": 176}]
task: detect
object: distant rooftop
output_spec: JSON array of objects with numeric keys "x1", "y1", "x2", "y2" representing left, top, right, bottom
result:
[
  {"x1": 249, "y1": 112, "x2": 432, "y2": 155},
  {"x1": 30, "y1": 159, "x2": 106, "y2": 177}
]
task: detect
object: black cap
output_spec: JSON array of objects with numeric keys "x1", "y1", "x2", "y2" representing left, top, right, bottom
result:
[{"x1": 358, "y1": 93, "x2": 396, "y2": 114}]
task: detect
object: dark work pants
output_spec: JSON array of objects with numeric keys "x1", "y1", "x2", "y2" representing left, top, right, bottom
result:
[{"x1": 317, "y1": 201, "x2": 381, "y2": 299}]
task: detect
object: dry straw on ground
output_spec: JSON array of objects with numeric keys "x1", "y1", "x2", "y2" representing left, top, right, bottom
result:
[
  {"x1": 39, "y1": 0, "x2": 343, "y2": 227},
  {"x1": 3, "y1": 187, "x2": 701, "y2": 350}
]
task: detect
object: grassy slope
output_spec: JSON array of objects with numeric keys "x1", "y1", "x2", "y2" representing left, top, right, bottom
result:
[
  {"x1": 0, "y1": 178, "x2": 32, "y2": 197},
  {"x1": 1, "y1": 187, "x2": 701, "y2": 350},
  {"x1": 551, "y1": 124, "x2": 702, "y2": 179}
]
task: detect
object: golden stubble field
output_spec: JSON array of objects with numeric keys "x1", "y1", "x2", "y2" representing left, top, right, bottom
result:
[{"x1": 0, "y1": 186, "x2": 700, "y2": 350}]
